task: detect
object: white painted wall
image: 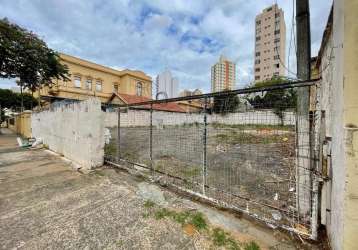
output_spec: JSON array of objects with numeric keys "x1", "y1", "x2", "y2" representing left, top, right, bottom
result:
[
  {"x1": 32, "y1": 98, "x2": 104, "y2": 170},
  {"x1": 104, "y1": 109, "x2": 295, "y2": 128}
]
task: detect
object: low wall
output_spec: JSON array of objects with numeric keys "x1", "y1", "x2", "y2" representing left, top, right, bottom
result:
[
  {"x1": 32, "y1": 98, "x2": 104, "y2": 170},
  {"x1": 8, "y1": 111, "x2": 32, "y2": 138},
  {"x1": 104, "y1": 109, "x2": 296, "y2": 128}
]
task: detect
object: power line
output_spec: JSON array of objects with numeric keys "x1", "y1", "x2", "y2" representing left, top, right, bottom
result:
[{"x1": 273, "y1": 0, "x2": 300, "y2": 79}]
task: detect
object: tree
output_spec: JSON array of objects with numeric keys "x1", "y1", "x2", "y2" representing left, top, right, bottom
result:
[
  {"x1": 212, "y1": 93, "x2": 240, "y2": 114},
  {"x1": 0, "y1": 88, "x2": 37, "y2": 114},
  {"x1": 246, "y1": 77, "x2": 297, "y2": 125},
  {"x1": 0, "y1": 18, "x2": 70, "y2": 94}
]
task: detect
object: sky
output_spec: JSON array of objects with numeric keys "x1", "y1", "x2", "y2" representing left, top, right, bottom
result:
[{"x1": 0, "y1": 0, "x2": 332, "y2": 93}]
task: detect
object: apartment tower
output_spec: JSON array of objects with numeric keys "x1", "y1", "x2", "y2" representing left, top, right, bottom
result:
[
  {"x1": 211, "y1": 55, "x2": 236, "y2": 92},
  {"x1": 155, "y1": 69, "x2": 179, "y2": 99},
  {"x1": 254, "y1": 4, "x2": 286, "y2": 81}
]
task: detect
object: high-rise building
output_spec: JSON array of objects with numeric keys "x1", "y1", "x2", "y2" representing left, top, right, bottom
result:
[
  {"x1": 254, "y1": 4, "x2": 286, "y2": 82},
  {"x1": 211, "y1": 55, "x2": 236, "y2": 92},
  {"x1": 155, "y1": 69, "x2": 179, "y2": 99}
]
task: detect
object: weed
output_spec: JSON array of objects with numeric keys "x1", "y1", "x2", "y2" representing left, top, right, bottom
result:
[
  {"x1": 172, "y1": 211, "x2": 191, "y2": 224},
  {"x1": 142, "y1": 212, "x2": 150, "y2": 218},
  {"x1": 143, "y1": 200, "x2": 155, "y2": 208},
  {"x1": 212, "y1": 228, "x2": 227, "y2": 247},
  {"x1": 211, "y1": 228, "x2": 240, "y2": 250},
  {"x1": 244, "y1": 241, "x2": 260, "y2": 250},
  {"x1": 190, "y1": 212, "x2": 207, "y2": 230},
  {"x1": 154, "y1": 208, "x2": 172, "y2": 220}
]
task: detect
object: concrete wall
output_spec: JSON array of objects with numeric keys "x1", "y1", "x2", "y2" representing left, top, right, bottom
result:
[
  {"x1": 104, "y1": 109, "x2": 296, "y2": 128},
  {"x1": 318, "y1": 1, "x2": 358, "y2": 249},
  {"x1": 31, "y1": 98, "x2": 104, "y2": 170},
  {"x1": 8, "y1": 111, "x2": 32, "y2": 138}
]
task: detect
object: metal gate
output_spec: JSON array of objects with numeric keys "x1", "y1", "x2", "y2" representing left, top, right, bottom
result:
[{"x1": 104, "y1": 80, "x2": 321, "y2": 239}]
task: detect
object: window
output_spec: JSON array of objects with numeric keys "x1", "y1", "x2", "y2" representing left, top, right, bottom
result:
[
  {"x1": 113, "y1": 83, "x2": 118, "y2": 93},
  {"x1": 274, "y1": 30, "x2": 280, "y2": 35},
  {"x1": 136, "y1": 82, "x2": 143, "y2": 96},
  {"x1": 255, "y1": 68, "x2": 260, "y2": 72},
  {"x1": 275, "y1": 63, "x2": 280, "y2": 68},
  {"x1": 255, "y1": 76, "x2": 260, "y2": 80},
  {"x1": 85, "y1": 78, "x2": 92, "y2": 90},
  {"x1": 274, "y1": 38, "x2": 280, "y2": 43},
  {"x1": 273, "y1": 72, "x2": 279, "y2": 76},
  {"x1": 255, "y1": 59, "x2": 260, "y2": 65},
  {"x1": 96, "y1": 80, "x2": 102, "y2": 92},
  {"x1": 275, "y1": 13, "x2": 280, "y2": 18},
  {"x1": 274, "y1": 55, "x2": 280, "y2": 60},
  {"x1": 255, "y1": 36, "x2": 261, "y2": 41},
  {"x1": 255, "y1": 52, "x2": 260, "y2": 57},
  {"x1": 74, "y1": 75, "x2": 81, "y2": 88},
  {"x1": 256, "y1": 20, "x2": 261, "y2": 25}
]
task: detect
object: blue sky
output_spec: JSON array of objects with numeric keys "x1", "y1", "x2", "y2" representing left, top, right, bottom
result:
[{"x1": 0, "y1": 0, "x2": 332, "y2": 93}]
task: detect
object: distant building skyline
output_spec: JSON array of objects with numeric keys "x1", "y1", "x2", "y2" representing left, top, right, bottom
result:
[
  {"x1": 254, "y1": 4, "x2": 286, "y2": 81},
  {"x1": 211, "y1": 55, "x2": 236, "y2": 93},
  {"x1": 155, "y1": 69, "x2": 179, "y2": 99}
]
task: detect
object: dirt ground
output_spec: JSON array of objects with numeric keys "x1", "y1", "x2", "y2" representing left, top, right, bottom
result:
[{"x1": 1, "y1": 128, "x2": 315, "y2": 249}]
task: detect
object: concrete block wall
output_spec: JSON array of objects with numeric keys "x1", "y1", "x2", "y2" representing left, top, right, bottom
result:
[{"x1": 32, "y1": 98, "x2": 104, "y2": 170}]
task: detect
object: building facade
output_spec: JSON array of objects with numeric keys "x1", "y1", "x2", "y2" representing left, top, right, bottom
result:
[
  {"x1": 38, "y1": 53, "x2": 152, "y2": 104},
  {"x1": 211, "y1": 55, "x2": 236, "y2": 92},
  {"x1": 155, "y1": 69, "x2": 179, "y2": 99},
  {"x1": 254, "y1": 4, "x2": 286, "y2": 82}
]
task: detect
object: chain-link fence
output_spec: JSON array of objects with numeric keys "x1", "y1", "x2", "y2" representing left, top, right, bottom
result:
[{"x1": 104, "y1": 80, "x2": 321, "y2": 239}]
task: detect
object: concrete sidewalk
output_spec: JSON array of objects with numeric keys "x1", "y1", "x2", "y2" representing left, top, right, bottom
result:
[{"x1": 0, "y1": 130, "x2": 314, "y2": 249}]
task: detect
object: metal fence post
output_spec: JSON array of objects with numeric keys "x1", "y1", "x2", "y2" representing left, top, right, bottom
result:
[
  {"x1": 116, "y1": 107, "x2": 121, "y2": 162},
  {"x1": 150, "y1": 104, "x2": 153, "y2": 175},
  {"x1": 202, "y1": 97, "x2": 208, "y2": 195}
]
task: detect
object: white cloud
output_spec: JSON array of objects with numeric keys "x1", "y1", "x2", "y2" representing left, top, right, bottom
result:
[{"x1": 0, "y1": 0, "x2": 332, "y2": 92}]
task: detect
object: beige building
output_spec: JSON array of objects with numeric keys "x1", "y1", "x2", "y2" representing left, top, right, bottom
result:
[
  {"x1": 38, "y1": 53, "x2": 152, "y2": 104},
  {"x1": 211, "y1": 55, "x2": 236, "y2": 92},
  {"x1": 254, "y1": 4, "x2": 286, "y2": 81}
]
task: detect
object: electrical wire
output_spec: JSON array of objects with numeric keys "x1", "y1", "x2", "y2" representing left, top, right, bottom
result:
[{"x1": 274, "y1": 0, "x2": 300, "y2": 79}]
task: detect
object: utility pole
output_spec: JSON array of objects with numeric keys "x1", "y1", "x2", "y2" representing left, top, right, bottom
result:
[{"x1": 296, "y1": 0, "x2": 315, "y2": 236}]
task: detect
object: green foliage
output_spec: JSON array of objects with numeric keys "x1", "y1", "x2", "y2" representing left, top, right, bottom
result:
[
  {"x1": 246, "y1": 77, "x2": 297, "y2": 125},
  {"x1": 190, "y1": 212, "x2": 207, "y2": 230},
  {"x1": 212, "y1": 93, "x2": 241, "y2": 114},
  {"x1": 0, "y1": 88, "x2": 38, "y2": 117},
  {"x1": 143, "y1": 200, "x2": 155, "y2": 208},
  {"x1": 244, "y1": 241, "x2": 260, "y2": 250},
  {"x1": 211, "y1": 228, "x2": 240, "y2": 250},
  {"x1": 0, "y1": 18, "x2": 70, "y2": 91}
]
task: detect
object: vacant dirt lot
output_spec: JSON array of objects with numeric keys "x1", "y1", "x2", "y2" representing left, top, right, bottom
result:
[{"x1": 106, "y1": 124, "x2": 298, "y2": 227}]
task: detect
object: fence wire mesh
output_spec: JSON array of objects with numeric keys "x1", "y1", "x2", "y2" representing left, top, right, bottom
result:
[{"x1": 104, "y1": 81, "x2": 320, "y2": 238}]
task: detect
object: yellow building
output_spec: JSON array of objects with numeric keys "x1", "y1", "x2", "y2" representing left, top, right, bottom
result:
[{"x1": 38, "y1": 53, "x2": 152, "y2": 104}]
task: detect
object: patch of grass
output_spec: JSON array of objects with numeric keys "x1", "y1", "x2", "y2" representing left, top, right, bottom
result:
[
  {"x1": 143, "y1": 200, "x2": 155, "y2": 208},
  {"x1": 154, "y1": 208, "x2": 173, "y2": 220},
  {"x1": 244, "y1": 241, "x2": 260, "y2": 250},
  {"x1": 172, "y1": 211, "x2": 191, "y2": 224},
  {"x1": 152, "y1": 208, "x2": 207, "y2": 231},
  {"x1": 189, "y1": 212, "x2": 207, "y2": 230},
  {"x1": 211, "y1": 228, "x2": 239, "y2": 249}
]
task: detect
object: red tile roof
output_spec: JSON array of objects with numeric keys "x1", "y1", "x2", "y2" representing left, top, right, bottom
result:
[{"x1": 111, "y1": 93, "x2": 186, "y2": 113}]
